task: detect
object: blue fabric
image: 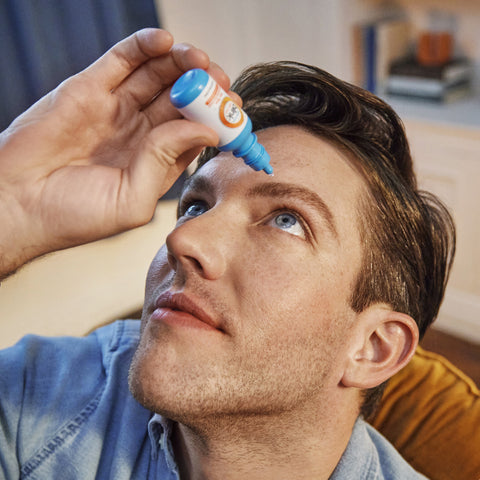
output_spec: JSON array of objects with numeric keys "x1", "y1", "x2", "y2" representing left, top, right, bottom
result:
[
  {"x1": 0, "y1": 0, "x2": 160, "y2": 131},
  {"x1": 331, "y1": 419, "x2": 428, "y2": 479},
  {"x1": 0, "y1": 320, "x2": 427, "y2": 479},
  {"x1": 0, "y1": 320, "x2": 177, "y2": 479}
]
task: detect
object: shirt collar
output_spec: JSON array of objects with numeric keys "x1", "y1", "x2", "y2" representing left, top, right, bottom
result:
[
  {"x1": 148, "y1": 413, "x2": 178, "y2": 474},
  {"x1": 330, "y1": 418, "x2": 376, "y2": 479}
]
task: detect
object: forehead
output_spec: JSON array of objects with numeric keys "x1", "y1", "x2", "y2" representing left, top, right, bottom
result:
[
  {"x1": 257, "y1": 125, "x2": 365, "y2": 199},
  {"x1": 191, "y1": 125, "x2": 367, "y2": 240}
]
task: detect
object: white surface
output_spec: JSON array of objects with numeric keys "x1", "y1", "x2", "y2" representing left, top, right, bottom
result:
[
  {"x1": 0, "y1": 201, "x2": 177, "y2": 349},
  {"x1": 436, "y1": 288, "x2": 480, "y2": 343},
  {"x1": 386, "y1": 94, "x2": 480, "y2": 129}
]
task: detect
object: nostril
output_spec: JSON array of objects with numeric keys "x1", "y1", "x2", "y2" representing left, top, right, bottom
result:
[
  {"x1": 168, "y1": 252, "x2": 203, "y2": 275},
  {"x1": 191, "y1": 256, "x2": 203, "y2": 273},
  {"x1": 183, "y1": 255, "x2": 203, "y2": 274}
]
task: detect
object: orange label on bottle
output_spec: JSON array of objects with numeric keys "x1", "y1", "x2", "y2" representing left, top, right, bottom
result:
[
  {"x1": 206, "y1": 84, "x2": 220, "y2": 106},
  {"x1": 219, "y1": 98, "x2": 244, "y2": 128}
]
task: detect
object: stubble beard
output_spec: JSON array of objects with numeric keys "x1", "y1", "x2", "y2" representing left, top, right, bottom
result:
[{"x1": 127, "y1": 317, "x2": 345, "y2": 435}]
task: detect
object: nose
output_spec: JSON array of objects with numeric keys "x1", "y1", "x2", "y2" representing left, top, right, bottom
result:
[{"x1": 165, "y1": 211, "x2": 228, "y2": 281}]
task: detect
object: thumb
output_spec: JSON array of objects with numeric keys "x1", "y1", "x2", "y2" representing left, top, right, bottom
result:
[{"x1": 121, "y1": 119, "x2": 218, "y2": 221}]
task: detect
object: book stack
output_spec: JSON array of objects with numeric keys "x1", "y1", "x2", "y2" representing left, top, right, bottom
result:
[
  {"x1": 352, "y1": 17, "x2": 411, "y2": 94},
  {"x1": 386, "y1": 57, "x2": 473, "y2": 103}
]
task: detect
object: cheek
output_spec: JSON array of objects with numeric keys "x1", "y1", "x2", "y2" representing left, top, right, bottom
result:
[
  {"x1": 144, "y1": 246, "x2": 170, "y2": 299},
  {"x1": 230, "y1": 251, "x2": 355, "y2": 389},
  {"x1": 245, "y1": 245, "x2": 347, "y2": 298},
  {"x1": 234, "y1": 247, "x2": 347, "y2": 330}
]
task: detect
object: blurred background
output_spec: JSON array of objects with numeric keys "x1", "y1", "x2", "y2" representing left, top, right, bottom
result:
[
  {"x1": 0, "y1": 0, "x2": 160, "y2": 131},
  {"x1": 0, "y1": 0, "x2": 478, "y2": 383}
]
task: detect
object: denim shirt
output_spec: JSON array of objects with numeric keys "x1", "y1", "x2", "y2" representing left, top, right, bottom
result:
[{"x1": 0, "y1": 320, "x2": 427, "y2": 479}]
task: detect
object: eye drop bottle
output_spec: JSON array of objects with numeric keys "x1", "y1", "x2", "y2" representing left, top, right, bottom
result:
[{"x1": 170, "y1": 69, "x2": 273, "y2": 175}]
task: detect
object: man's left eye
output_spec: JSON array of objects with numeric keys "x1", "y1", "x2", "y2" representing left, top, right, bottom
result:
[
  {"x1": 267, "y1": 212, "x2": 305, "y2": 238},
  {"x1": 183, "y1": 200, "x2": 208, "y2": 218}
]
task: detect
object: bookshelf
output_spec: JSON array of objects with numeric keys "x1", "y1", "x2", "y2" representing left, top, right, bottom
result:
[{"x1": 349, "y1": 0, "x2": 480, "y2": 127}]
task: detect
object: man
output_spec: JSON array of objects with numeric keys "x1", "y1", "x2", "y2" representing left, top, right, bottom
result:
[{"x1": 0, "y1": 31, "x2": 454, "y2": 479}]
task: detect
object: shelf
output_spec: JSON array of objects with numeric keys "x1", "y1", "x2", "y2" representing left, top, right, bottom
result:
[{"x1": 381, "y1": 93, "x2": 480, "y2": 130}]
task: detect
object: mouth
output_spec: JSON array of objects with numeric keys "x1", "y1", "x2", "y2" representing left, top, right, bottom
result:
[{"x1": 152, "y1": 291, "x2": 223, "y2": 332}]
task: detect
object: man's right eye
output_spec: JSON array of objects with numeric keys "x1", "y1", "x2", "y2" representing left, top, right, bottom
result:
[{"x1": 182, "y1": 200, "x2": 209, "y2": 218}]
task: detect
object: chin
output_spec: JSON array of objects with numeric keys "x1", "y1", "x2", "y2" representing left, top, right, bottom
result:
[
  {"x1": 127, "y1": 345, "x2": 170, "y2": 413},
  {"x1": 127, "y1": 345, "x2": 202, "y2": 420}
]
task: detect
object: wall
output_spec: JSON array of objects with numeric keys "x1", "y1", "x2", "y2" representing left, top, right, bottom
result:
[{"x1": 157, "y1": 0, "x2": 352, "y2": 80}]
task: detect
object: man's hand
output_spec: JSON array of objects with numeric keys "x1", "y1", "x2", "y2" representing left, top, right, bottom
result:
[{"x1": 0, "y1": 29, "x2": 231, "y2": 278}]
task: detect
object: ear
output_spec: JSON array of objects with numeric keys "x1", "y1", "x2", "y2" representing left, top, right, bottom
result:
[{"x1": 341, "y1": 305, "x2": 419, "y2": 389}]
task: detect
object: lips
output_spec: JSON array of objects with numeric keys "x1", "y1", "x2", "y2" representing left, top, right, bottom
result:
[{"x1": 152, "y1": 291, "x2": 222, "y2": 332}]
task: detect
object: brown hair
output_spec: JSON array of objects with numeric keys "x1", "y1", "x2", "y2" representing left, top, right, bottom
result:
[{"x1": 197, "y1": 62, "x2": 456, "y2": 419}]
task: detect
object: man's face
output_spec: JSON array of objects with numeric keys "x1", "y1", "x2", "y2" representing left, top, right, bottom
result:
[{"x1": 129, "y1": 125, "x2": 368, "y2": 422}]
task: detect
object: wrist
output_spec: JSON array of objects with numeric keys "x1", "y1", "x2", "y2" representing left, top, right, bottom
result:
[{"x1": 0, "y1": 190, "x2": 46, "y2": 279}]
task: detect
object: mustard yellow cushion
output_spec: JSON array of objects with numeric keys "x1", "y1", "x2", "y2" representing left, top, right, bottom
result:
[{"x1": 371, "y1": 346, "x2": 480, "y2": 480}]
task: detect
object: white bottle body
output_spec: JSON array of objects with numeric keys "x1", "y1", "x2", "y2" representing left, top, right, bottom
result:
[{"x1": 176, "y1": 75, "x2": 249, "y2": 149}]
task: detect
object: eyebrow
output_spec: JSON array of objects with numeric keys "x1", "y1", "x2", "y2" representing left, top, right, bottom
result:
[
  {"x1": 181, "y1": 175, "x2": 338, "y2": 239},
  {"x1": 246, "y1": 182, "x2": 338, "y2": 239},
  {"x1": 182, "y1": 174, "x2": 213, "y2": 196}
]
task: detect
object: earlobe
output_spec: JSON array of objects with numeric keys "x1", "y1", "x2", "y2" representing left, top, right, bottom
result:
[{"x1": 341, "y1": 306, "x2": 419, "y2": 389}]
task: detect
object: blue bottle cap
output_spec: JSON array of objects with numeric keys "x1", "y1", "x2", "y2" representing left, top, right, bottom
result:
[{"x1": 170, "y1": 69, "x2": 210, "y2": 108}]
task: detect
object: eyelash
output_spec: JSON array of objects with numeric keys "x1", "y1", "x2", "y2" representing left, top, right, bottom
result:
[
  {"x1": 177, "y1": 196, "x2": 208, "y2": 218},
  {"x1": 177, "y1": 197, "x2": 312, "y2": 241}
]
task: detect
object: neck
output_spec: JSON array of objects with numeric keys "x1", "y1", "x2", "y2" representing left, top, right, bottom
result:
[{"x1": 171, "y1": 394, "x2": 358, "y2": 480}]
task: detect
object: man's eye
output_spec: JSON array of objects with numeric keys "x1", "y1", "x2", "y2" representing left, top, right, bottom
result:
[
  {"x1": 267, "y1": 212, "x2": 305, "y2": 238},
  {"x1": 183, "y1": 200, "x2": 209, "y2": 218}
]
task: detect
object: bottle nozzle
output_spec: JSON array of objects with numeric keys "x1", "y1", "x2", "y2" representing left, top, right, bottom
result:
[{"x1": 233, "y1": 133, "x2": 273, "y2": 175}]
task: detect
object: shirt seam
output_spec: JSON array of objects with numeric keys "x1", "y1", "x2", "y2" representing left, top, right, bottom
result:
[{"x1": 19, "y1": 383, "x2": 106, "y2": 478}]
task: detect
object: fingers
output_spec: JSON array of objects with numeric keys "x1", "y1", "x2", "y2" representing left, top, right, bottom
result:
[
  {"x1": 141, "y1": 61, "x2": 241, "y2": 127},
  {"x1": 122, "y1": 119, "x2": 219, "y2": 219},
  {"x1": 205, "y1": 62, "x2": 232, "y2": 94},
  {"x1": 111, "y1": 41, "x2": 211, "y2": 113},
  {"x1": 84, "y1": 28, "x2": 174, "y2": 91},
  {"x1": 170, "y1": 42, "x2": 210, "y2": 73},
  {"x1": 82, "y1": 27, "x2": 238, "y2": 128}
]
